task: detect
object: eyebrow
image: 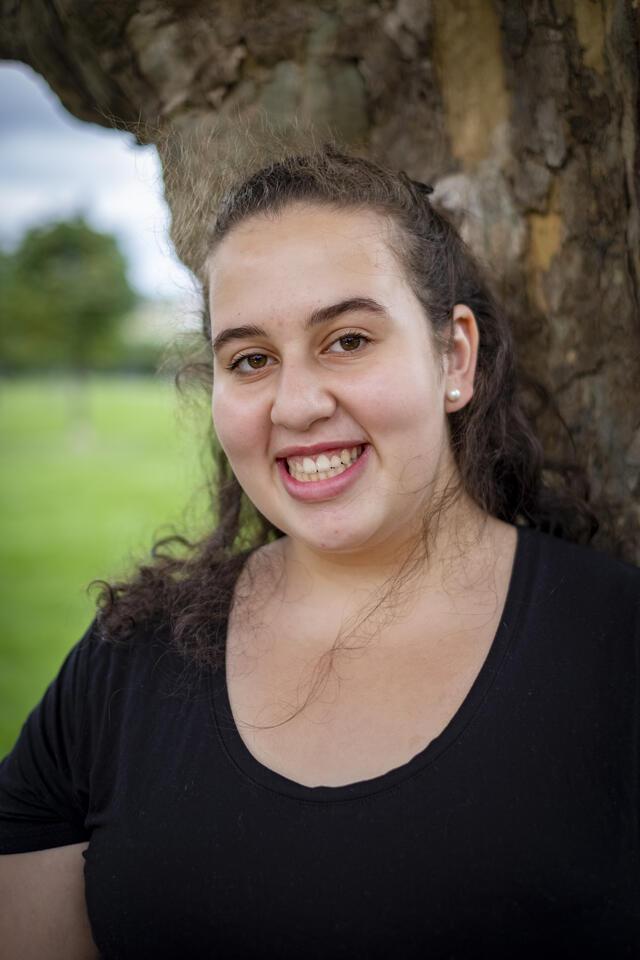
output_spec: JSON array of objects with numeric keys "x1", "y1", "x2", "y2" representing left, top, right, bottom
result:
[{"x1": 211, "y1": 297, "x2": 389, "y2": 355}]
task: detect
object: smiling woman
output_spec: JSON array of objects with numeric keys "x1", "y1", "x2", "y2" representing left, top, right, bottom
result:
[
  {"x1": 208, "y1": 203, "x2": 470, "y2": 556},
  {"x1": 1, "y1": 146, "x2": 639, "y2": 959}
]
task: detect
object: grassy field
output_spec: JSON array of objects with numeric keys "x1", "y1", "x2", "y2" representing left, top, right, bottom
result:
[{"x1": 0, "y1": 374, "x2": 212, "y2": 756}]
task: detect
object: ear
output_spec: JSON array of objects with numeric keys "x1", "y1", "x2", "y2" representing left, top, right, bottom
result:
[{"x1": 443, "y1": 304, "x2": 479, "y2": 411}]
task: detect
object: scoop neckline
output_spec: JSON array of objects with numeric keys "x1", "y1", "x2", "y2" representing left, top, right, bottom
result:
[{"x1": 209, "y1": 523, "x2": 536, "y2": 803}]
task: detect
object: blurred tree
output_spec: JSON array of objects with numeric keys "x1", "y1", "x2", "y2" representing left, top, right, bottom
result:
[{"x1": 0, "y1": 217, "x2": 137, "y2": 374}]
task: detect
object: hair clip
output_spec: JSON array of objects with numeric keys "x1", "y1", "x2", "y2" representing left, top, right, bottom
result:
[
  {"x1": 412, "y1": 180, "x2": 434, "y2": 196},
  {"x1": 399, "y1": 170, "x2": 434, "y2": 200}
]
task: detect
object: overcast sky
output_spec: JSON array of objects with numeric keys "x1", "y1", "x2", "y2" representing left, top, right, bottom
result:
[{"x1": 0, "y1": 62, "x2": 194, "y2": 299}]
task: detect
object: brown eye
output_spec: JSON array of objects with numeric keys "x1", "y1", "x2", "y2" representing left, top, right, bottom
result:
[
  {"x1": 230, "y1": 353, "x2": 272, "y2": 373},
  {"x1": 339, "y1": 335, "x2": 362, "y2": 351},
  {"x1": 326, "y1": 332, "x2": 371, "y2": 357}
]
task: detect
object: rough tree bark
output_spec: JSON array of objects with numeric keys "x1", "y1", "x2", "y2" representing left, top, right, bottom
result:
[{"x1": 1, "y1": 0, "x2": 638, "y2": 561}]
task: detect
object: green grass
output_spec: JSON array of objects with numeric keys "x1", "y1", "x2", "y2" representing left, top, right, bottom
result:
[{"x1": 0, "y1": 374, "x2": 212, "y2": 756}]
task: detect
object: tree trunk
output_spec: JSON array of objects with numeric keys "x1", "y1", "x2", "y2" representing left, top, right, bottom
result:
[{"x1": 2, "y1": 0, "x2": 638, "y2": 561}]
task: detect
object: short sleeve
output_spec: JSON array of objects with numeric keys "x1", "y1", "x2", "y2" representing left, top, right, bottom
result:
[{"x1": 0, "y1": 620, "x2": 98, "y2": 854}]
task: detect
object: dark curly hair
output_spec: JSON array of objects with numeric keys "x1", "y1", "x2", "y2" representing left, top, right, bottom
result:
[{"x1": 92, "y1": 144, "x2": 598, "y2": 675}]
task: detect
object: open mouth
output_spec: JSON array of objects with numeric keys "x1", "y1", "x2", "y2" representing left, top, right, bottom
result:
[{"x1": 282, "y1": 444, "x2": 366, "y2": 483}]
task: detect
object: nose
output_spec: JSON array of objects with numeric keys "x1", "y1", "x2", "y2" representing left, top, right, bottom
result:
[{"x1": 270, "y1": 361, "x2": 337, "y2": 432}]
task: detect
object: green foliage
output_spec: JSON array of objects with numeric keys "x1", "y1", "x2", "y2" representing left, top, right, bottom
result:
[{"x1": 0, "y1": 217, "x2": 138, "y2": 372}]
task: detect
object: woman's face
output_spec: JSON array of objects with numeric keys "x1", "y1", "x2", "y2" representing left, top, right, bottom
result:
[{"x1": 209, "y1": 203, "x2": 464, "y2": 560}]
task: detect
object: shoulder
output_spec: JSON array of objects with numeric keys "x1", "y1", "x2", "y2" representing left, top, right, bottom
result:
[
  {"x1": 73, "y1": 613, "x2": 172, "y2": 676},
  {"x1": 521, "y1": 526, "x2": 640, "y2": 582},
  {"x1": 44, "y1": 613, "x2": 202, "y2": 773},
  {"x1": 516, "y1": 525, "x2": 640, "y2": 629},
  {"x1": 36, "y1": 613, "x2": 198, "y2": 745},
  {"x1": 83, "y1": 612, "x2": 196, "y2": 696},
  {"x1": 0, "y1": 614, "x2": 200, "y2": 857}
]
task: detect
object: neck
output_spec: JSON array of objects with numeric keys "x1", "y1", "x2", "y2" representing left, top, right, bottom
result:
[{"x1": 278, "y1": 492, "x2": 493, "y2": 615}]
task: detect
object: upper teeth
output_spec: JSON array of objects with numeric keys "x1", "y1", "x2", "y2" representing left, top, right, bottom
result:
[{"x1": 286, "y1": 446, "x2": 362, "y2": 474}]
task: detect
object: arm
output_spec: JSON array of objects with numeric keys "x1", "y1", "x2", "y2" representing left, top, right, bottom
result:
[{"x1": 0, "y1": 842, "x2": 99, "y2": 960}]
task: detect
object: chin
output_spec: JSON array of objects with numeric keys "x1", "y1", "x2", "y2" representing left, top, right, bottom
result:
[
  {"x1": 285, "y1": 514, "x2": 392, "y2": 557},
  {"x1": 306, "y1": 535, "x2": 370, "y2": 556}
]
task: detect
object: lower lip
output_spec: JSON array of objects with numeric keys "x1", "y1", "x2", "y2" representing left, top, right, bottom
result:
[{"x1": 276, "y1": 445, "x2": 371, "y2": 502}]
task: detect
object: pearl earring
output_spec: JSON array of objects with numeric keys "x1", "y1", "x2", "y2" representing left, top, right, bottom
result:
[{"x1": 447, "y1": 388, "x2": 461, "y2": 402}]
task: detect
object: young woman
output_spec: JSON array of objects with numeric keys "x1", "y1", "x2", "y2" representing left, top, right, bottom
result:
[{"x1": 1, "y1": 148, "x2": 639, "y2": 958}]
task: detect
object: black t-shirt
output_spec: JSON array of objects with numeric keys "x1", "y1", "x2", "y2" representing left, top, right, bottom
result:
[{"x1": 1, "y1": 525, "x2": 640, "y2": 958}]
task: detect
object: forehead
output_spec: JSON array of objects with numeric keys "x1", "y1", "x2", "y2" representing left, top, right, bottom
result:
[{"x1": 207, "y1": 204, "x2": 407, "y2": 324}]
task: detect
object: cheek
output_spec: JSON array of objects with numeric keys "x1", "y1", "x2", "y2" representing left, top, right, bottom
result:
[
  {"x1": 211, "y1": 388, "x2": 265, "y2": 464},
  {"x1": 350, "y1": 363, "x2": 441, "y2": 434},
  {"x1": 351, "y1": 365, "x2": 447, "y2": 492}
]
